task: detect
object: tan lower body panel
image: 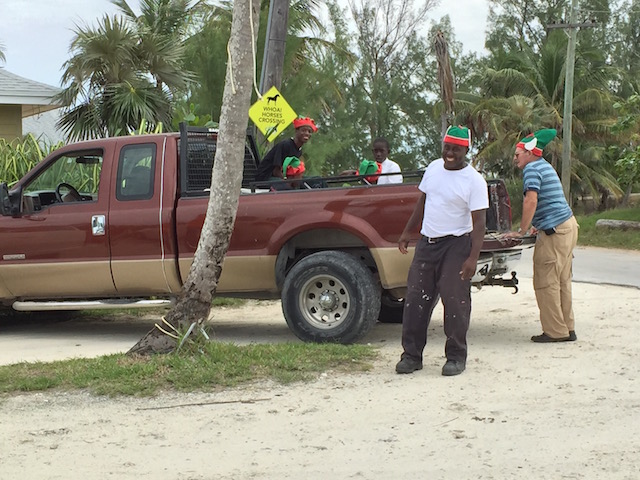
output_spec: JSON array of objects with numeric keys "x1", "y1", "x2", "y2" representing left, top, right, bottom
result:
[
  {"x1": 0, "y1": 262, "x2": 116, "y2": 298},
  {"x1": 179, "y1": 255, "x2": 278, "y2": 293},
  {"x1": 111, "y1": 259, "x2": 182, "y2": 295},
  {"x1": 370, "y1": 246, "x2": 414, "y2": 289},
  {"x1": 0, "y1": 272, "x2": 14, "y2": 302},
  {"x1": 0, "y1": 249, "x2": 407, "y2": 302}
]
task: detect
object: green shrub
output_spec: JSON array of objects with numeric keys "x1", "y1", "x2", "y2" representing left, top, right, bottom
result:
[{"x1": 0, "y1": 135, "x2": 63, "y2": 185}]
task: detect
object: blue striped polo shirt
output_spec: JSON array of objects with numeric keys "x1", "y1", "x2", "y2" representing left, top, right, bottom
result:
[{"x1": 523, "y1": 158, "x2": 573, "y2": 230}]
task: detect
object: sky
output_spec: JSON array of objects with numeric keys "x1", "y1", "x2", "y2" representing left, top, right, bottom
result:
[{"x1": 0, "y1": 0, "x2": 489, "y2": 88}]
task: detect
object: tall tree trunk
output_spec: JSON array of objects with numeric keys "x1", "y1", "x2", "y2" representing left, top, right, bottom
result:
[
  {"x1": 128, "y1": 0, "x2": 261, "y2": 356},
  {"x1": 434, "y1": 31, "x2": 455, "y2": 139}
]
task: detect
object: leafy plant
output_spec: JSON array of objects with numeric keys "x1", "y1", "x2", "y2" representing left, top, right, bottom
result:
[{"x1": 0, "y1": 135, "x2": 63, "y2": 185}]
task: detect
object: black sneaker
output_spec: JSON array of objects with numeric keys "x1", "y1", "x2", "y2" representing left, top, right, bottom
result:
[
  {"x1": 442, "y1": 360, "x2": 465, "y2": 376},
  {"x1": 568, "y1": 330, "x2": 577, "y2": 341},
  {"x1": 531, "y1": 333, "x2": 571, "y2": 343},
  {"x1": 395, "y1": 357, "x2": 423, "y2": 374}
]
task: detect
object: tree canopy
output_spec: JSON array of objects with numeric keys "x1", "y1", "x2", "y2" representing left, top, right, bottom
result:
[{"x1": 54, "y1": 0, "x2": 640, "y2": 202}]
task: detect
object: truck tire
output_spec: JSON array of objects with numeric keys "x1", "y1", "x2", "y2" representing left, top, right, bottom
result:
[
  {"x1": 378, "y1": 293, "x2": 404, "y2": 324},
  {"x1": 282, "y1": 251, "x2": 381, "y2": 344}
]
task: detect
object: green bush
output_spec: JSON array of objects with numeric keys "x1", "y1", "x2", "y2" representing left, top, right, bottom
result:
[{"x1": 0, "y1": 134, "x2": 63, "y2": 185}]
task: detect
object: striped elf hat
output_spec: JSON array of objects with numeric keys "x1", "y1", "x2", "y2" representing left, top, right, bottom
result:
[
  {"x1": 443, "y1": 125, "x2": 471, "y2": 147},
  {"x1": 358, "y1": 159, "x2": 382, "y2": 183},
  {"x1": 282, "y1": 156, "x2": 305, "y2": 178},
  {"x1": 516, "y1": 129, "x2": 557, "y2": 157}
]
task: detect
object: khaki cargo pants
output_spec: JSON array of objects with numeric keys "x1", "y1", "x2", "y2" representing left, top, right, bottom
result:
[{"x1": 532, "y1": 216, "x2": 579, "y2": 338}]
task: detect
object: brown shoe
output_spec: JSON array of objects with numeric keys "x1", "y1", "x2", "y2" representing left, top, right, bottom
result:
[{"x1": 531, "y1": 333, "x2": 571, "y2": 343}]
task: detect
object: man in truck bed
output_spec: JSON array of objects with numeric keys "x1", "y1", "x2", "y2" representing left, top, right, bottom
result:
[
  {"x1": 254, "y1": 117, "x2": 317, "y2": 183},
  {"x1": 395, "y1": 126, "x2": 488, "y2": 377}
]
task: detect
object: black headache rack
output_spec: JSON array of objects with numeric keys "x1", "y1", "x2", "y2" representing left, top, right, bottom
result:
[
  {"x1": 486, "y1": 179, "x2": 513, "y2": 233},
  {"x1": 178, "y1": 122, "x2": 261, "y2": 197}
]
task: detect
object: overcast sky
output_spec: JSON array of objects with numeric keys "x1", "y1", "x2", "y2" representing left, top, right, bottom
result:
[{"x1": 0, "y1": 0, "x2": 489, "y2": 88}]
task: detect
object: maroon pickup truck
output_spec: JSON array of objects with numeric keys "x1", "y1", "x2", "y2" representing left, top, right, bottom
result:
[{"x1": 0, "y1": 126, "x2": 533, "y2": 343}]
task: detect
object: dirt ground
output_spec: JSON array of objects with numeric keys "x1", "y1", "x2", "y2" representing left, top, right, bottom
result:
[{"x1": 1, "y1": 277, "x2": 639, "y2": 479}]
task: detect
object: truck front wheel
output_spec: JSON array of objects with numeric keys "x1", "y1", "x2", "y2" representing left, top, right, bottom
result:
[{"x1": 282, "y1": 251, "x2": 380, "y2": 344}]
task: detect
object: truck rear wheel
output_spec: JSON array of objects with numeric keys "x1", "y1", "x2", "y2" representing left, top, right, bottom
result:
[
  {"x1": 378, "y1": 293, "x2": 404, "y2": 324},
  {"x1": 282, "y1": 251, "x2": 380, "y2": 344}
]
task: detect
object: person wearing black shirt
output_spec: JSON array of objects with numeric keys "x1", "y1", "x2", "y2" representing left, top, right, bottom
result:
[{"x1": 255, "y1": 117, "x2": 317, "y2": 182}]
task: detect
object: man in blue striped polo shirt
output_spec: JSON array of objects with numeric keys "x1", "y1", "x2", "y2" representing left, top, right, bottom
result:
[{"x1": 504, "y1": 129, "x2": 579, "y2": 343}]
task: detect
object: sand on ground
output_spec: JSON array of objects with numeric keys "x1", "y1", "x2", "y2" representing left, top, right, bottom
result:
[{"x1": 0, "y1": 278, "x2": 639, "y2": 479}]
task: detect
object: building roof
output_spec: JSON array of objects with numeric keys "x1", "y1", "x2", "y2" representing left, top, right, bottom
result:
[{"x1": 0, "y1": 68, "x2": 63, "y2": 118}]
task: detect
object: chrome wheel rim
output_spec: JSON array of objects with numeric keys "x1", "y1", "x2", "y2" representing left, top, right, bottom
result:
[{"x1": 298, "y1": 274, "x2": 350, "y2": 330}]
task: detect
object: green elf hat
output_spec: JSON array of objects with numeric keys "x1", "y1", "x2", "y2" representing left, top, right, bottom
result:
[
  {"x1": 358, "y1": 159, "x2": 382, "y2": 183},
  {"x1": 516, "y1": 128, "x2": 557, "y2": 157},
  {"x1": 443, "y1": 125, "x2": 471, "y2": 147},
  {"x1": 358, "y1": 159, "x2": 380, "y2": 176},
  {"x1": 282, "y1": 156, "x2": 305, "y2": 178}
]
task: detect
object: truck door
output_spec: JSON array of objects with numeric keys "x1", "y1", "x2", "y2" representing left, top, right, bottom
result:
[
  {"x1": 108, "y1": 139, "x2": 178, "y2": 295},
  {"x1": 0, "y1": 148, "x2": 116, "y2": 298}
]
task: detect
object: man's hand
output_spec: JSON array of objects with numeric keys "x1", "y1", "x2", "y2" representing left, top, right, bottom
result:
[
  {"x1": 398, "y1": 233, "x2": 411, "y2": 254},
  {"x1": 460, "y1": 257, "x2": 477, "y2": 280},
  {"x1": 502, "y1": 231, "x2": 523, "y2": 239}
]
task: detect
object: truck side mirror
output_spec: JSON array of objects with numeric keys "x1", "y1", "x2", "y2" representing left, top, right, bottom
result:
[
  {"x1": 0, "y1": 182, "x2": 10, "y2": 216},
  {"x1": 0, "y1": 182, "x2": 20, "y2": 217}
]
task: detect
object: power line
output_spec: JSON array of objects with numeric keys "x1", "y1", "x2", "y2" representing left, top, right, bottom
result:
[{"x1": 546, "y1": 20, "x2": 599, "y2": 29}]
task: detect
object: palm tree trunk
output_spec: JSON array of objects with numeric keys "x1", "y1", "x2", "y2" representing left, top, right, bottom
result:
[
  {"x1": 128, "y1": 0, "x2": 261, "y2": 356},
  {"x1": 434, "y1": 31, "x2": 455, "y2": 139}
]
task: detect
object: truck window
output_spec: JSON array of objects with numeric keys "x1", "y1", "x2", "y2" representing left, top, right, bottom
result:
[
  {"x1": 116, "y1": 144, "x2": 156, "y2": 201},
  {"x1": 22, "y1": 150, "x2": 103, "y2": 211}
]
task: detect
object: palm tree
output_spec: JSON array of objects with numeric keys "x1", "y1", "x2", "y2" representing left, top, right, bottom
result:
[
  {"x1": 184, "y1": 0, "x2": 332, "y2": 123},
  {"x1": 57, "y1": 16, "x2": 171, "y2": 140},
  {"x1": 56, "y1": 1, "x2": 198, "y2": 141},
  {"x1": 128, "y1": 0, "x2": 261, "y2": 354},
  {"x1": 111, "y1": 0, "x2": 201, "y2": 91},
  {"x1": 457, "y1": 30, "x2": 619, "y2": 200}
]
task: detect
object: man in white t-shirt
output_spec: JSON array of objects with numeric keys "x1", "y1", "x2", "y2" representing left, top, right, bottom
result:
[
  {"x1": 395, "y1": 126, "x2": 488, "y2": 377},
  {"x1": 372, "y1": 138, "x2": 402, "y2": 185}
]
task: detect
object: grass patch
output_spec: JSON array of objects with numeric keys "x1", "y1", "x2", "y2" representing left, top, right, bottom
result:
[
  {"x1": 0, "y1": 342, "x2": 377, "y2": 397},
  {"x1": 514, "y1": 206, "x2": 640, "y2": 250},
  {"x1": 575, "y1": 207, "x2": 640, "y2": 250}
]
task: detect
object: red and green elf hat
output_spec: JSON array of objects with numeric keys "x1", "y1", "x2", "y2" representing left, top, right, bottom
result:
[
  {"x1": 358, "y1": 159, "x2": 380, "y2": 176},
  {"x1": 516, "y1": 128, "x2": 557, "y2": 157},
  {"x1": 358, "y1": 159, "x2": 382, "y2": 182},
  {"x1": 282, "y1": 156, "x2": 305, "y2": 178},
  {"x1": 443, "y1": 125, "x2": 471, "y2": 147},
  {"x1": 293, "y1": 116, "x2": 318, "y2": 132}
]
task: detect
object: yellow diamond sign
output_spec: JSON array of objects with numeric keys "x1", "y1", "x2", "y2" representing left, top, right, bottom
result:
[{"x1": 248, "y1": 86, "x2": 297, "y2": 143}]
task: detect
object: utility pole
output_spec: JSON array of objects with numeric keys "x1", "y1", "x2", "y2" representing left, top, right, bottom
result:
[
  {"x1": 259, "y1": 0, "x2": 290, "y2": 95},
  {"x1": 547, "y1": 3, "x2": 597, "y2": 201}
]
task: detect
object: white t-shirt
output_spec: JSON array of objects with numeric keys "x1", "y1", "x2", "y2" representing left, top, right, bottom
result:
[
  {"x1": 377, "y1": 158, "x2": 402, "y2": 184},
  {"x1": 418, "y1": 159, "x2": 488, "y2": 238}
]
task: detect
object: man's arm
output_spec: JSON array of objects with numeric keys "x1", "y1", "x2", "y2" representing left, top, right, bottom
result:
[
  {"x1": 503, "y1": 190, "x2": 538, "y2": 238},
  {"x1": 269, "y1": 142, "x2": 287, "y2": 178},
  {"x1": 519, "y1": 190, "x2": 538, "y2": 233},
  {"x1": 398, "y1": 192, "x2": 425, "y2": 254},
  {"x1": 460, "y1": 209, "x2": 487, "y2": 280}
]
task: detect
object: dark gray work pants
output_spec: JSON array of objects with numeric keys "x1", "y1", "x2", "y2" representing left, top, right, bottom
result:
[{"x1": 401, "y1": 235, "x2": 472, "y2": 363}]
